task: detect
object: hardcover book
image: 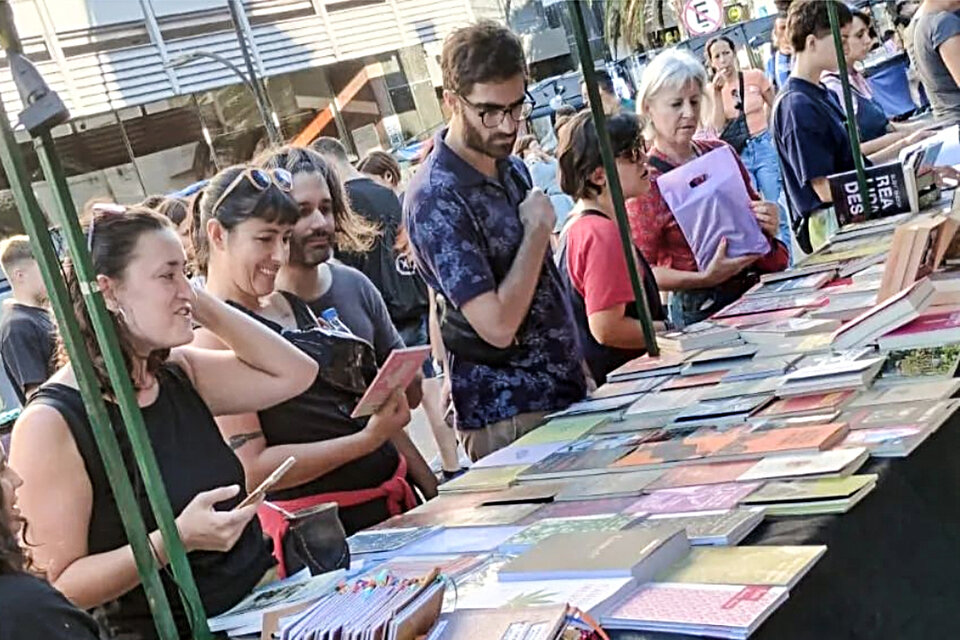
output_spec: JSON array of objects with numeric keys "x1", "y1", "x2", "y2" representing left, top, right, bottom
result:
[
  {"x1": 497, "y1": 528, "x2": 690, "y2": 582},
  {"x1": 656, "y1": 545, "x2": 826, "y2": 588},
  {"x1": 737, "y1": 447, "x2": 869, "y2": 482},
  {"x1": 599, "y1": 583, "x2": 788, "y2": 638},
  {"x1": 625, "y1": 482, "x2": 762, "y2": 515}
]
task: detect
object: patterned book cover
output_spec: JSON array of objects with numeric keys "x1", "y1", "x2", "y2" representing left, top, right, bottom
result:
[
  {"x1": 517, "y1": 497, "x2": 641, "y2": 525},
  {"x1": 603, "y1": 583, "x2": 788, "y2": 632},
  {"x1": 646, "y1": 460, "x2": 759, "y2": 490},
  {"x1": 500, "y1": 514, "x2": 638, "y2": 552},
  {"x1": 656, "y1": 545, "x2": 826, "y2": 586},
  {"x1": 625, "y1": 482, "x2": 761, "y2": 515}
]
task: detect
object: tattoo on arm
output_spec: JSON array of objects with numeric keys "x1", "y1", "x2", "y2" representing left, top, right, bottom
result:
[{"x1": 227, "y1": 432, "x2": 264, "y2": 451}]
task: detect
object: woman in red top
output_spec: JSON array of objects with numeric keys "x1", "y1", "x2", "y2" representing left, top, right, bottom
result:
[
  {"x1": 556, "y1": 111, "x2": 667, "y2": 383},
  {"x1": 627, "y1": 49, "x2": 789, "y2": 328}
]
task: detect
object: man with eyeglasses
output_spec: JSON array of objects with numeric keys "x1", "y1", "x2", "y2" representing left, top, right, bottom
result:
[{"x1": 403, "y1": 21, "x2": 587, "y2": 462}]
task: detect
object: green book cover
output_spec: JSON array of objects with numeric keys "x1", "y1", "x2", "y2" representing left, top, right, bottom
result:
[
  {"x1": 657, "y1": 545, "x2": 827, "y2": 587},
  {"x1": 500, "y1": 514, "x2": 638, "y2": 552},
  {"x1": 512, "y1": 415, "x2": 609, "y2": 446},
  {"x1": 744, "y1": 474, "x2": 878, "y2": 504}
]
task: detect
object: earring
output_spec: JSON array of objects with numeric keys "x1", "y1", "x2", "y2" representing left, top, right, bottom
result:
[{"x1": 116, "y1": 307, "x2": 129, "y2": 325}]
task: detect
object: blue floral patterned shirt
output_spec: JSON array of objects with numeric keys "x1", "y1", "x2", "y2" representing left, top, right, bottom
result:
[{"x1": 403, "y1": 130, "x2": 586, "y2": 430}]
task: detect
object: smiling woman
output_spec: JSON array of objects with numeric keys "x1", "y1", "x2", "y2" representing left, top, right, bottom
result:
[
  {"x1": 194, "y1": 161, "x2": 422, "y2": 574},
  {"x1": 10, "y1": 204, "x2": 318, "y2": 638}
]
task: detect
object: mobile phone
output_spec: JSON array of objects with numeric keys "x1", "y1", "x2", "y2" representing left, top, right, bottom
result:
[{"x1": 234, "y1": 456, "x2": 296, "y2": 510}]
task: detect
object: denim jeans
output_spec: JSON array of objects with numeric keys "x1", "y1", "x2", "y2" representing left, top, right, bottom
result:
[{"x1": 740, "y1": 130, "x2": 792, "y2": 264}]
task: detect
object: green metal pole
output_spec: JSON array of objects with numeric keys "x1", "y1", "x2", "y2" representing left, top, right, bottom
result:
[
  {"x1": 0, "y1": 91, "x2": 182, "y2": 640},
  {"x1": 35, "y1": 132, "x2": 214, "y2": 640},
  {"x1": 568, "y1": 0, "x2": 660, "y2": 355},
  {"x1": 827, "y1": 0, "x2": 873, "y2": 219}
]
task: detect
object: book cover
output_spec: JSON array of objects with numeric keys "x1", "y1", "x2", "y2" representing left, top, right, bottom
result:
[
  {"x1": 745, "y1": 271, "x2": 834, "y2": 298},
  {"x1": 397, "y1": 526, "x2": 526, "y2": 556},
  {"x1": 646, "y1": 460, "x2": 759, "y2": 490},
  {"x1": 744, "y1": 474, "x2": 878, "y2": 505},
  {"x1": 347, "y1": 527, "x2": 440, "y2": 555},
  {"x1": 838, "y1": 399, "x2": 958, "y2": 430},
  {"x1": 832, "y1": 277, "x2": 935, "y2": 349},
  {"x1": 828, "y1": 161, "x2": 911, "y2": 226},
  {"x1": 737, "y1": 447, "x2": 869, "y2": 482},
  {"x1": 600, "y1": 583, "x2": 788, "y2": 635},
  {"x1": 880, "y1": 344, "x2": 960, "y2": 379},
  {"x1": 589, "y1": 375, "x2": 669, "y2": 400},
  {"x1": 721, "y1": 355, "x2": 800, "y2": 382},
  {"x1": 351, "y1": 346, "x2": 431, "y2": 417},
  {"x1": 715, "y1": 423, "x2": 849, "y2": 458},
  {"x1": 839, "y1": 425, "x2": 932, "y2": 457},
  {"x1": 517, "y1": 448, "x2": 634, "y2": 480},
  {"x1": 626, "y1": 387, "x2": 711, "y2": 416},
  {"x1": 662, "y1": 370, "x2": 728, "y2": 390},
  {"x1": 546, "y1": 394, "x2": 639, "y2": 419},
  {"x1": 672, "y1": 395, "x2": 772, "y2": 423},
  {"x1": 740, "y1": 318, "x2": 841, "y2": 340},
  {"x1": 612, "y1": 427, "x2": 748, "y2": 469},
  {"x1": 438, "y1": 465, "x2": 526, "y2": 494},
  {"x1": 500, "y1": 514, "x2": 638, "y2": 552},
  {"x1": 712, "y1": 293, "x2": 827, "y2": 319},
  {"x1": 878, "y1": 308, "x2": 960, "y2": 350},
  {"x1": 657, "y1": 545, "x2": 826, "y2": 587},
  {"x1": 699, "y1": 376, "x2": 784, "y2": 402},
  {"x1": 471, "y1": 441, "x2": 569, "y2": 470},
  {"x1": 554, "y1": 469, "x2": 664, "y2": 501},
  {"x1": 848, "y1": 378, "x2": 960, "y2": 407},
  {"x1": 497, "y1": 528, "x2": 690, "y2": 582},
  {"x1": 712, "y1": 307, "x2": 807, "y2": 328},
  {"x1": 208, "y1": 569, "x2": 345, "y2": 633},
  {"x1": 754, "y1": 390, "x2": 857, "y2": 419},
  {"x1": 428, "y1": 605, "x2": 567, "y2": 640},
  {"x1": 607, "y1": 351, "x2": 695, "y2": 381},
  {"x1": 634, "y1": 508, "x2": 765, "y2": 546},
  {"x1": 625, "y1": 482, "x2": 761, "y2": 515},
  {"x1": 511, "y1": 416, "x2": 608, "y2": 447},
  {"x1": 658, "y1": 321, "x2": 741, "y2": 352},
  {"x1": 374, "y1": 504, "x2": 542, "y2": 529},
  {"x1": 685, "y1": 344, "x2": 759, "y2": 365},
  {"x1": 519, "y1": 497, "x2": 641, "y2": 524},
  {"x1": 454, "y1": 577, "x2": 634, "y2": 613}
]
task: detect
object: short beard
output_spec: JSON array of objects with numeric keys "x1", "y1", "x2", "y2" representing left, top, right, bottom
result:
[
  {"x1": 462, "y1": 116, "x2": 516, "y2": 160},
  {"x1": 289, "y1": 241, "x2": 331, "y2": 268}
]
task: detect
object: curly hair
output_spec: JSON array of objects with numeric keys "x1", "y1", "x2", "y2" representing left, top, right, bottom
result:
[
  {"x1": 56, "y1": 206, "x2": 174, "y2": 395},
  {"x1": 256, "y1": 145, "x2": 379, "y2": 254},
  {"x1": 0, "y1": 451, "x2": 27, "y2": 576}
]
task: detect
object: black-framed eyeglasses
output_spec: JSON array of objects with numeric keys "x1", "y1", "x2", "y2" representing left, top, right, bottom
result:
[
  {"x1": 457, "y1": 91, "x2": 535, "y2": 128},
  {"x1": 211, "y1": 167, "x2": 293, "y2": 218}
]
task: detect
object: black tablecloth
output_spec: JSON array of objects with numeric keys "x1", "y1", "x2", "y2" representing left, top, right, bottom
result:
[{"x1": 611, "y1": 410, "x2": 960, "y2": 639}]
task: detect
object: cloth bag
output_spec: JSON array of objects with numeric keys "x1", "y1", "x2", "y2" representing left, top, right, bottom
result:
[{"x1": 656, "y1": 145, "x2": 770, "y2": 271}]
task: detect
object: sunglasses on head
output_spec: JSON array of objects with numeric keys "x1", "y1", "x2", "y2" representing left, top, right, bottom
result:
[
  {"x1": 87, "y1": 202, "x2": 127, "y2": 252},
  {"x1": 211, "y1": 167, "x2": 293, "y2": 219}
]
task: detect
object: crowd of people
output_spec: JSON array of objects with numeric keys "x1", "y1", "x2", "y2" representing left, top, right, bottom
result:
[{"x1": 0, "y1": 0, "x2": 959, "y2": 637}]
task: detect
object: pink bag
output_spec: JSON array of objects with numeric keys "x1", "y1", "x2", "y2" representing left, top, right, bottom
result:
[{"x1": 656, "y1": 145, "x2": 770, "y2": 271}]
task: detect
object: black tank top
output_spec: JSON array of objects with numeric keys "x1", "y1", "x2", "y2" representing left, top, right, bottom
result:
[
  {"x1": 227, "y1": 292, "x2": 399, "y2": 533},
  {"x1": 29, "y1": 364, "x2": 275, "y2": 640}
]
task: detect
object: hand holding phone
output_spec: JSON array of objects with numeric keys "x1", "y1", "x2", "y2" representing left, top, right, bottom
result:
[{"x1": 234, "y1": 456, "x2": 296, "y2": 510}]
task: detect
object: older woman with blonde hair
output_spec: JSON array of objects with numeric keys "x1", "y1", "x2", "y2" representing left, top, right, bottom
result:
[{"x1": 627, "y1": 49, "x2": 789, "y2": 328}]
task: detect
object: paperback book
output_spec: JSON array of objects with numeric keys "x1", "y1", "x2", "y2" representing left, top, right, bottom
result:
[
  {"x1": 656, "y1": 545, "x2": 826, "y2": 588},
  {"x1": 737, "y1": 447, "x2": 869, "y2": 482},
  {"x1": 632, "y1": 508, "x2": 765, "y2": 546},
  {"x1": 625, "y1": 482, "x2": 762, "y2": 516}
]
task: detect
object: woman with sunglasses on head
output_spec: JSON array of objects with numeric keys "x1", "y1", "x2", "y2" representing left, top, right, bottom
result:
[
  {"x1": 0, "y1": 441, "x2": 101, "y2": 640},
  {"x1": 10, "y1": 205, "x2": 317, "y2": 639},
  {"x1": 191, "y1": 165, "x2": 415, "y2": 566},
  {"x1": 556, "y1": 111, "x2": 667, "y2": 383},
  {"x1": 627, "y1": 49, "x2": 789, "y2": 329}
]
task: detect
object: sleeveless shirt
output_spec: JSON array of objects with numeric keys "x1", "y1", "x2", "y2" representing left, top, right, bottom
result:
[
  {"x1": 29, "y1": 364, "x2": 274, "y2": 639},
  {"x1": 227, "y1": 292, "x2": 399, "y2": 534}
]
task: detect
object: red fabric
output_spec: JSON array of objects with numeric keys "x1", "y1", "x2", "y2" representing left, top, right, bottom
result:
[
  {"x1": 626, "y1": 138, "x2": 788, "y2": 278},
  {"x1": 566, "y1": 213, "x2": 637, "y2": 315},
  {"x1": 257, "y1": 454, "x2": 415, "y2": 577}
]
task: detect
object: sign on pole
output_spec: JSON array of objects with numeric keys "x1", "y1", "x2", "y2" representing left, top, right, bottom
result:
[{"x1": 681, "y1": 0, "x2": 723, "y2": 36}]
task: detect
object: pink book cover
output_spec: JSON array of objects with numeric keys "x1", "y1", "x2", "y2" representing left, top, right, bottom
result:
[
  {"x1": 711, "y1": 307, "x2": 807, "y2": 328},
  {"x1": 625, "y1": 482, "x2": 761, "y2": 515},
  {"x1": 881, "y1": 308, "x2": 960, "y2": 338},
  {"x1": 516, "y1": 497, "x2": 641, "y2": 525},
  {"x1": 351, "y1": 346, "x2": 430, "y2": 417},
  {"x1": 646, "y1": 460, "x2": 758, "y2": 490},
  {"x1": 608, "y1": 583, "x2": 787, "y2": 629}
]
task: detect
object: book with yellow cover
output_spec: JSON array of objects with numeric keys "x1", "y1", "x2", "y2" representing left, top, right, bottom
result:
[{"x1": 656, "y1": 545, "x2": 827, "y2": 588}]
